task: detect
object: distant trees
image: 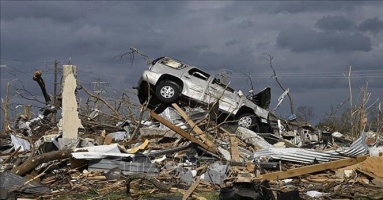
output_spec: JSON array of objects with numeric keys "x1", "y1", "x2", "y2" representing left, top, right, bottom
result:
[
  {"x1": 316, "y1": 88, "x2": 382, "y2": 137},
  {"x1": 296, "y1": 106, "x2": 314, "y2": 123}
]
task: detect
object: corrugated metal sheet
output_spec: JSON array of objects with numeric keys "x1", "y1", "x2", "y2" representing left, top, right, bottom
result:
[
  {"x1": 337, "y1": 132, "x2": 368, "y2": 156},
  {"x1": 252, "y1": 132, "x2": 368, "y2": 164}
]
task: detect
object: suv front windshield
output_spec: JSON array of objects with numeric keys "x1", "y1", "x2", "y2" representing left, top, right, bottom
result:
[{"x1": 160, "y1": 58, "x2": 185, "y2": 69}]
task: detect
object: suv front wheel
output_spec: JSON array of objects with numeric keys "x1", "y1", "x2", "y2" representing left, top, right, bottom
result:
[
  {"x1": 237, "y1": 113, "x2": 260, "y2": 132},
  {"x1": 156, "y1": 80, "x2": 180, "y2": 103}
]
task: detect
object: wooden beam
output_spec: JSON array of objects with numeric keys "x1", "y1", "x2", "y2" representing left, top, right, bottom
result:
[
  {"x1": 258, "y1": 155, "x2": 368, "y2": 181},
  {"x1": 229, "y1": 134, "x2": 241, "y2": 162},
  {"x1": 150, "y1": 110, "x2": 217, "y2": 154},
  {"x1": 182, "y1": 177, "x2": 200, "y2": 200},
  {"x1": 171, "y1": 103, "x2": 216, "y2": 150}
]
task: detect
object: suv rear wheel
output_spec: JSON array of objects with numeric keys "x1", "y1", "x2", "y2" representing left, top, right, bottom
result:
[
  {"x1": 156, "y1": 81, "x2": 180, "y2": 103},
  {"x1": 237, "y1": 113, "x2": 260, "y2": 132}
]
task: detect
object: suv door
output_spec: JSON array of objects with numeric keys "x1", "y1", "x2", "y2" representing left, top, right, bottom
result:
[
  {"x1": 206, "y1": 77, "x2": 239, "y2": 113},
  {"x1": 181, "y1": 68, "x2": 210, "y2": 102}
]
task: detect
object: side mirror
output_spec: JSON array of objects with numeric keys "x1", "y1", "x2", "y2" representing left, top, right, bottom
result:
[{"x1": 238, "y1": 90, "x2": 243, "y2": 97}]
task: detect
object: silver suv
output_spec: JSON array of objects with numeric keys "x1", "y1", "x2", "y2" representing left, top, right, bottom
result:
[{"x1": 136, "y1": 57, "x2": 272, "y2": 132}]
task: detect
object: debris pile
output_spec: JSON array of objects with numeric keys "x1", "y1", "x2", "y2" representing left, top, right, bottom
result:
[
  {"x1": 1, "y1": 66, "x2": 383, "y2": 200},
  {"x1": 1, "y1": 103, "x2": 383, "y2": 199}
]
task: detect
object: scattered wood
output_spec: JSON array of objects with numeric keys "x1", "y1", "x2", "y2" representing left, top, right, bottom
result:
[
  {"x1": 229, "y1": 134, "x2": 241, "y2": 162},
  {"x1": 150, "y1": 110, "x2": 218, "y2": 154},
  {"x1": 258, "y1": 155, "x2": 368, "y2": 181},
  {"x1": 125, "y1": 173, "x2": 170, "y2": 195},
  {"x1": 171, "y1": 103, "x2": 217, "y2": 151},
  {"x1": 358, "y1": 156, "x2": 383, "y2": 178}
]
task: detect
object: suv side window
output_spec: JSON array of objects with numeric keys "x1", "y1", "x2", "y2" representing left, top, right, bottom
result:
[{"x1": 188, "y1": 68, "x2": 210, "y2": 81}]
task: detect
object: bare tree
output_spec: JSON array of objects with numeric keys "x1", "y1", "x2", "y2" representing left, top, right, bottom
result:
[
  {"x1": 117, "y1": 47, "x2": 151, "y2": 67},
  {"x1": 263, "y1": 53, "x2": 294, "y2": 115},
  {"x1": 296, "y1": 106, "x2": 314, "y2": 123},
  {"x1": 1, "y1": 79, "x2": 16, "y2": 133}
]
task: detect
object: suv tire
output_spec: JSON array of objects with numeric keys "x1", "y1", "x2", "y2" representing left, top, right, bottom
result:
[
  {"x1": 237, "y1": 113, "x2": 260, "y2": 132},
  {"x1": 156, "y1": 81, "x2": 180, "y2": 103}
]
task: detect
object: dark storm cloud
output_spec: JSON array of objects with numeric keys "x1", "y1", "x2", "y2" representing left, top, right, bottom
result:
[
  {"x1": 277, "y1": 24, "x2": 372, "y2": 52},
  {"x1": 1, "y1": 1, "x2": 382, "y2": 126},
  {"x1": 269, "y1": 1, "x2": 368, "y2": 14},
  {"x1": 224, "y1": 40, "x2": 241, "y2": 47},
  {"x1": 316, "y1": 15, "x2": 355, "y2": 31},
  {"x1": 0, "y1": 1, "x2": 103, "y2": 23},
  {"x1": 359, "y1": 17, "x2": 383, "y2": 33}
]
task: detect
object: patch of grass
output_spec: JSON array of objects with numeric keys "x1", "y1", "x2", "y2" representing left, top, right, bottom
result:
[
  {"x1": 199, "y1": 191, "x2": 219, "y2": 200},
  {"x1": 54, "y1": 189, "x2": 128, "y2": 200},
  {"x1": 53, "y1": 189, "x2": 220, "y2": 200}
]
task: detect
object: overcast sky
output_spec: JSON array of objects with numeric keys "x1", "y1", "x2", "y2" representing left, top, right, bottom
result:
[{"x1": 1, "y1": 1, "x2": 382, "y2": 124}]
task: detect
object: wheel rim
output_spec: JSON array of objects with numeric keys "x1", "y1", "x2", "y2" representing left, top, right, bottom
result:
[
  {"x1": 238, "y1": 116, "x2": 252, "y2": 128},
  {"x1": 160, "y1": 86, "x2": 175, "y2": 99}
]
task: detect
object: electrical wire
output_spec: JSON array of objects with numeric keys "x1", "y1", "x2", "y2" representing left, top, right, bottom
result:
[{"x1": 0, "y1": 57, "x2": 54, "y2": 64}]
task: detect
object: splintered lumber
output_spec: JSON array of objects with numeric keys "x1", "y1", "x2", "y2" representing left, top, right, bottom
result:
[
  {"x1": 182, "y1": 177, "x2": 200, "y2": 200},
  {"x1": 127, "y1": 139, "x2": 149, "y2": 153},
  {"x1": 171, "y1": 103, "x2": 217, "y2": 150},
  {"x1": 258, "y1": 155, "x2": 368, "y2": 181},
  {"x1": 229, "y1": 134, "x2": 241, "y2": 162},
  {"x1": 11, "y1": 149, "x2": 72, "y2": 176},
  {"x1": 150, "y1": 110, "x2": 218, "y2": 154}
]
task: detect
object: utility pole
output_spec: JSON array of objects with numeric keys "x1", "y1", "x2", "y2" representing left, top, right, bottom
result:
[{"x1": 52, "y1": 60, "x2": 59, "y2": 123}]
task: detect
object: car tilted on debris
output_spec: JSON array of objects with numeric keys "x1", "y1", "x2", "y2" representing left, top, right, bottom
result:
[{"x1": 136, "y1": 57, "x2": 272, "y2": 132}]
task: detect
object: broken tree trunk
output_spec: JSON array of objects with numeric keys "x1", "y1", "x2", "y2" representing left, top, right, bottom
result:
[
  {"x1": 62, "y1": 65, "x2": 81, "y2": 140},
  {"x1": 11, "y1": 149, "x2": 72, "y2": 176},
  {"x1": 1, "y1": 81, "x2": 12, "y2": 133},
  {"x1": 33, "y1": 70, "x2": 51, "y2": 105}
]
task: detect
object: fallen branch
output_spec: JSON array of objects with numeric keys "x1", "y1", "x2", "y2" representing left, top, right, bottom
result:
[
  {"x1": 79, "y1": 84, "x2": 122, "y2": 119},
  {"x1": 3, "y1": 146, "x2": 21, "y2": 163},
  {"x1": 11, "y1": 149, "x2": 72, "y2": 176}
]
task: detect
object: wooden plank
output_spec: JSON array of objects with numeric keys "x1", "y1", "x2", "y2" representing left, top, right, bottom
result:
[
  {"x1": 229, "y1": 134, "x2": 241, "y2": 162},
  {"x1": 258, "y1": 155, "x2": 369, "y2": 181},
  {"x1": 150, "y1": 110, "x2": 217, "y2": 154},
  {"x1": 127, "y1": 139, "x2": 149, "y2": 153},
  {"x1": 182, "y1": 177, "x2": 200, "y2": 200},
  {"x1": 357, "y1": 168, "x2": 383, "y2": 180},
  {"x1": 171, "y1": 103, "x2": 217, "y2": 150}
]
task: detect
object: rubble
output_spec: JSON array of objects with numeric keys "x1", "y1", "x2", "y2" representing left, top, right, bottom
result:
[{"x1": 1, "y1": 65, "x2": 383, "y2": 200}]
